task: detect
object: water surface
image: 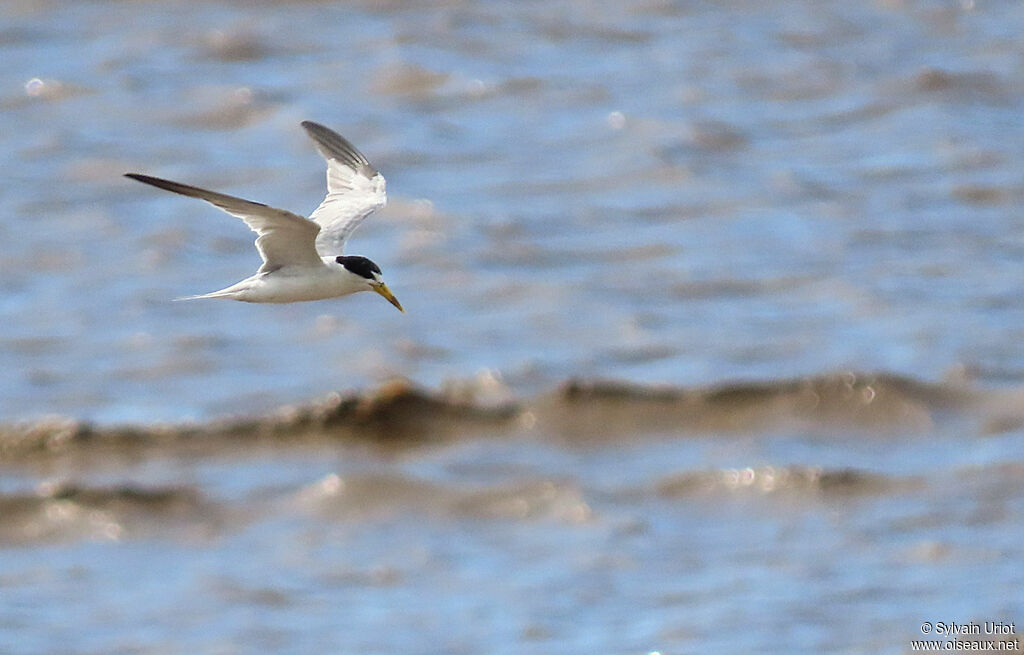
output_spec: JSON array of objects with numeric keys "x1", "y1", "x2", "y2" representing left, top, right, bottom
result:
[{"x1": 2, "y1": 1, "x2": 1023, "y2": 652}]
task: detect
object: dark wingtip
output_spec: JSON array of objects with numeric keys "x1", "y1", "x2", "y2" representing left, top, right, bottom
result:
[
  {"x1": 122, "y1": 173, "x2": 211, "y2": 201},
  {"x1": 300, "y1": 120, "x2": 377, "y2": 176},
  {"x1": 300, "y1": 120, "x2": 333, "y2": 134},
  {"x1": 124, "y1": 172, "x2": 171, "y2": 189}
]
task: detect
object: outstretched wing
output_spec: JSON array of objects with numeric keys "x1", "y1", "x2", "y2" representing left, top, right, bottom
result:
[
  {"x1": 125, "y1": 173, "x2": 323, "y2": 273},
  {"x1": 301, "y1": 121, "x2": 387, "y2": 256}
]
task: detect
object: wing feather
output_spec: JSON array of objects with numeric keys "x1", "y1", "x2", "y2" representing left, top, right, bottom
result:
[
  {"x1": 125, "y1": 173, "x2": 323, "y2": 272},
  {"x1": 301, "y1": 121, "x2": 386, "y2": 255}
]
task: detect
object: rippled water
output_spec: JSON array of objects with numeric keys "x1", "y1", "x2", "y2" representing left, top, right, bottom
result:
[
  {"x1": 3, "y1": 0, "x2": 1024, "y2": 653},
  {"x1": 3, "y1": 374, "x2": 1024, "y2": 654},
  {"x1": 4, "y1": 0, "x2": 1024, "y2": 423}
]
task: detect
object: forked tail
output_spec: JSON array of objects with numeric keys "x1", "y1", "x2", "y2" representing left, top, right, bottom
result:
[{"x1": 173, "y1": 290, "x2": 236, "y2": 301}]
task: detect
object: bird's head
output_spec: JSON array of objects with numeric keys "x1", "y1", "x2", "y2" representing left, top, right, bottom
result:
[{"x1": 335, "y1": 255, "x2": 403, "y2": 312}]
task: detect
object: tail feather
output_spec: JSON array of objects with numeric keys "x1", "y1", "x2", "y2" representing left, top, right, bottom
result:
[
  {"x1": 175, "y1": 277, "x2": 259, "y2": 302},
  {"x1": 174, "y1": 290, "x2": 236, "y2": 301}
]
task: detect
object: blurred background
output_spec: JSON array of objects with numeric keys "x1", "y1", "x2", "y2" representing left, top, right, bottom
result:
[{"x1": 2, "y1": 0, "x2": 1023, "y2": 653}]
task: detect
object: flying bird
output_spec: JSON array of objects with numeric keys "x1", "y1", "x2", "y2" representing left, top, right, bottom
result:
[{"x1": 125, "y1": 121, "x2": 403, "y2": 311}]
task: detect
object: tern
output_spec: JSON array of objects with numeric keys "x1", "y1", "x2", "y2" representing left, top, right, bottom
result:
[{"x1": 125, "y1": 121, "x2": 403, "y2": 311}]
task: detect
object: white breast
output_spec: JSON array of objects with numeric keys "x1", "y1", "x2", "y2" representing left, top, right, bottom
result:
[{"x1": 231, "y1": 266, "x2": 367, "y2": 303}]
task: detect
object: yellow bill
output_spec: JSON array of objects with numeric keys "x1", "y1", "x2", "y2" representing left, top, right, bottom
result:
[{"x1": 372, "y1": 282, "x2": 404, "y2": 312}]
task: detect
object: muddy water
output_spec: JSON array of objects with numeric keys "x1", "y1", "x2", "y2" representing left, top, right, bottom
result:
[{"x1": 2, "y1": 0, "x2": 1024, "y2": 653}]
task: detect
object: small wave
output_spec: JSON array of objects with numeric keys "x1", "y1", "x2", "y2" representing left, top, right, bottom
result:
[
  {"x1": 545, "y1": 371, "x2": 976, "y2": 439},
  {"x1": 655, "y1": 465, "x2": 914, "y2": 499},
  {"x1": 0, "y1": 378, "x2": 519, "y2": 457},
  {"x1": 289, "y1": 472, "x2": 591, "y2": 524},
  {"x1": 0, "y1": 372, "x2": 995, "y2": 460},
  {"x1": 0, "y1": 482, "x2": 215, "y2": 545},
  {"x1": 910, "y1": 67, "x2": 1011, "y2": 105}
]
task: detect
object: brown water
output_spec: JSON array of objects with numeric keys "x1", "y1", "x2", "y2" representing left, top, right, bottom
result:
[{"x1": 2, "y1": 0, "x2": 1024, "y2": 652}]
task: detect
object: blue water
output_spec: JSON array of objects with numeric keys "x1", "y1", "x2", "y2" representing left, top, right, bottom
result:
[
  {"x1": 3, "y1": 1, "x2": 1024, "y2": 422},
  {"x1": 2, "y1": 1, "x2": 1024, "y2": 652}
]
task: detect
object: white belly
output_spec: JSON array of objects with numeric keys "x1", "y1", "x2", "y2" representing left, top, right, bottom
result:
[{"x1": 206, "y1": 267, "x2": 366, "y2": 303}]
